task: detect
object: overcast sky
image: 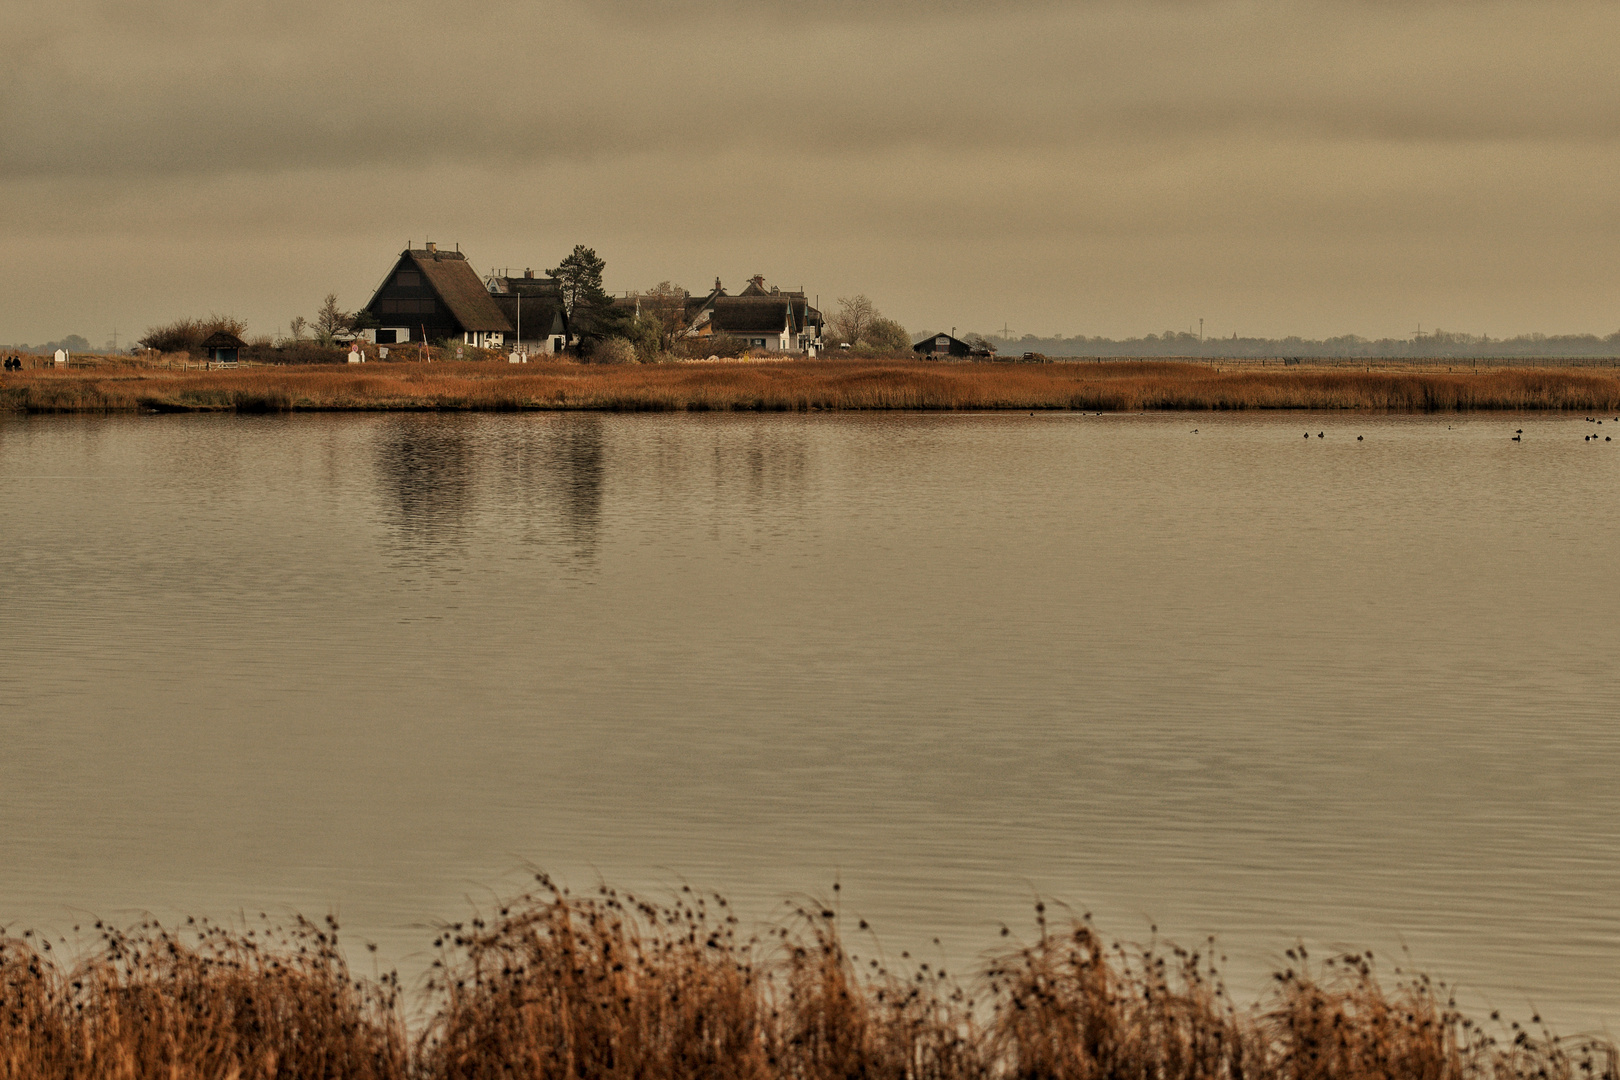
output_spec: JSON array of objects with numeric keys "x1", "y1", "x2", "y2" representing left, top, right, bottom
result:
[{"x1": 3, "y1": 0, "x2": 1617, "y2": 344}]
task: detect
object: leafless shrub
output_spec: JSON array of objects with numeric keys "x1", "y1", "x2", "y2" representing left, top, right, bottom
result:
[
  {"x1": 137, "y1": 315, "x2": 248, "y2": 353},
  {"x1": 588, "y1": 337, "x2": 639, "y2": 365}
]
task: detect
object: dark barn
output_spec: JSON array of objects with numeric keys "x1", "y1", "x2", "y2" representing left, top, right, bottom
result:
[{"x1": 913, "y1": 331, "x2": 976, "y2": 358}]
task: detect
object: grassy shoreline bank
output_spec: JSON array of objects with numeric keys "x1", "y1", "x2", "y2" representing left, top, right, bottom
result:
[
  {"x1": 2, "y1": 881, "x2": 1611, "y2": 1080},
  {"x1": 5, "y1": 358, "x2": 1620, "y2": 414}
]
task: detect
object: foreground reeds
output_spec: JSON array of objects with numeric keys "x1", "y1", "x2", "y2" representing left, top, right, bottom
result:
[
  {"x1": 2, "y1": 879, "x2": 1612, "y2": 1080},
  {"x1": 1, "y1": 914, "x2": 404, "y2": 1080},
  {"x1": 4, "y1": 359, "x2": 1620, "y2": 413}
]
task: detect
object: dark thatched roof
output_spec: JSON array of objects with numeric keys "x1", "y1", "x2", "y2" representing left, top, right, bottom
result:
[
  {"x1": 487, "y1": 274, "x2": 566, "y2": 339},
  {"x1": 491, "y1": 294, "x2": 566, "y2": 337},
  {"x1": 410, "y1": 250, "x2": 512, "y2": 333},
  {"x1": 198, "y1": 330, "x2": 247, "y2": 350},
  {"x1": 489, "y1": 275, "x2": 564, "y2": 300},
  {"x1": 710, "y1": 297, "x2": 793, "y2": 335}
]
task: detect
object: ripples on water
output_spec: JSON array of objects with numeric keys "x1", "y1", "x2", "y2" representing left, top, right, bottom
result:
[{"x1": 1, "y1": 411, "x2": 1617, "y2": 1030}]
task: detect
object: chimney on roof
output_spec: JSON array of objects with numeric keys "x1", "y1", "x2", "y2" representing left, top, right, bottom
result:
[
  {"x1": 715, "y1": 276, "x2": 722, "y2": 291},
  {"x1": 525, "y1": 268, "x2": 534, "y2": 279},
  {"x1": 749, "y1": 275, "x2": 765, "y2": 290},
  {"x1": 425, "y1": 241, "x2": 437, "y2": 253}
]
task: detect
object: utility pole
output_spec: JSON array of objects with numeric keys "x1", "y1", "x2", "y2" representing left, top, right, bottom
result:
[{"x1": 1198, "y1": 318, "x2": 1203, "y2": 343}]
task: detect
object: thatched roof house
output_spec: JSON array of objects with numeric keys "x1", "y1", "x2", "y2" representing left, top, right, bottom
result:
[
  {"x1": 686, "y1": 277, "x2": 824, "y2": 354},
  {"x1": 485, "y1": 270, "x2": 569, "y2": 354},
  {"x1": 199, "y1": 330, "x2": 247, "y2": 363},
  {"x1": 361, "y1": 244, "x2": 513, "y2": 347}
]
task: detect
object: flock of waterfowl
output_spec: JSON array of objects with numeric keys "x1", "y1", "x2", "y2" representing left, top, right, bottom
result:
[
  {"x1": 1284, "y1": 418, "x2": 1618, "y2": 444},
  {"x1": 1516, "y1": 416, "x2": 1620, "y2": 442},
  {"x1": 1171, "y1": 419, "x2": 1616, "y2": 444}
]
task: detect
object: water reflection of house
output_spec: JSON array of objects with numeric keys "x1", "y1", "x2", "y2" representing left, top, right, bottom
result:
[
  {"x1": 376, "y1": 416, "x2": 475, "y2": 553},
  {"x1": 484, "y1": 270, "x2": 570, "y2": 354},
  {"x1": 360, "y1": 244, "x2": 512, "y2": 347}
]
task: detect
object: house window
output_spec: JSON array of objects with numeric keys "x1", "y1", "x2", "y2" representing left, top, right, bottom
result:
[{"x1": 395, "y1": 271, "x2": 420, "y2": 286}]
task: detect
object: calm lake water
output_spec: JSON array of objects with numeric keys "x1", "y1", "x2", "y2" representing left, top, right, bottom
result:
[{"x1": 3, "y1": 410, "x2": 1619, "y2": 1031}]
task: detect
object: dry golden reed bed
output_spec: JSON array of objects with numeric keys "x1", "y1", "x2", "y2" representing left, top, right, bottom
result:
[
  {"x1": 5, "y1": 359, "x2": 1620, "y2": 413},
  {"x1": 2, "y1": 879, "x2": 1612, "y2": 1080}
]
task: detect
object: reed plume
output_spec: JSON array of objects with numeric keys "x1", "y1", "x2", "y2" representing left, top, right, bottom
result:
[{"x1": 3, "y1": 885, "x2": 1615, "y2": 1080}]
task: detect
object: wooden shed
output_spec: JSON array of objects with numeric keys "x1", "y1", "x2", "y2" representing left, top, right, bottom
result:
[{"x1": 913, "y1": 332, "x2": 979, "y2": 358}]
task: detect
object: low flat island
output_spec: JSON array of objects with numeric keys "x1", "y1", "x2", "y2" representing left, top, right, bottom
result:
[{"x1": 5, "y1": 357, "x2": 1620, "y2": 413}]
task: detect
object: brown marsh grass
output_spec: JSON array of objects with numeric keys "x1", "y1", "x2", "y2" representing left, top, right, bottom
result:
[
  {"x1": 0, "y1": 913, "x2": 405, "y2": 1080},
  {"x1": 3, "y1": 879, "x2": 1614, "y2": 1080},
  {"x1": 4, "y1": 359, "x2": 1620, "y2": 413}
]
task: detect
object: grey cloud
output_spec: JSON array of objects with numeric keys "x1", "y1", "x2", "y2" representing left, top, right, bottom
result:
[
  {"x1": 4, "y1": 0, "x2": 1619, "y2": 181},
  {"x1": 5, "y1": 0, "x2": 1620, "y2": 342}
]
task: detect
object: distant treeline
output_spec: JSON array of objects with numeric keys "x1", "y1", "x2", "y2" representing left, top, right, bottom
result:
[
  {"x1": 2, "y1": 335, "x2": 96, "y2": 356},
  {"x1": 983, "y1": 328, "x2": 1620, "y2": 359}
]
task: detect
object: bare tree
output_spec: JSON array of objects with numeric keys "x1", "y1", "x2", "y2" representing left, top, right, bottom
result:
[
  {"x1": 831, "y1": 295, "x2": 876, "y2": 347},
  {"x1": 138, "y1": 314, "x2": 249, "y2": 354},
  {"x1": 289, "y1": 316, "x2": 307, "y2": 341},
  {"x1": 637, "y1": 281, "x2": 691, "y2": 354}
]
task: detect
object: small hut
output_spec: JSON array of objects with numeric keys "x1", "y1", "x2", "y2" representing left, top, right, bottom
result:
[
  {"x1": 913, "y1": 332, "x2": 983, "y2": 359},
  {"x1": 199, "y1": 331, "x2": 247, "y2": 365}
]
